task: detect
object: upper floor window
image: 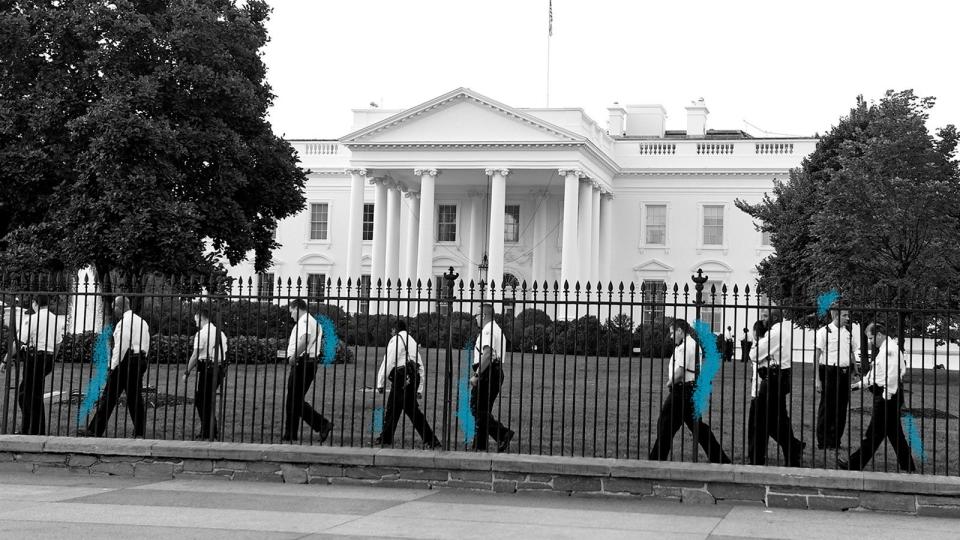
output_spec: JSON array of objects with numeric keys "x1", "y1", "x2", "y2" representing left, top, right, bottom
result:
[
  {"x1": 362, "y1": 203, "x2": 375, "y2": 241},
  {"x1": 437, "y1": 204, "x2": 457, "y2": 242},
  {"x1": 310, "y1": 203, "x2": 329, "y2": 241},
  {"x1": 645, "y1": 204, "x2": 667, "y2": 245},
  {"x1": 504, "y1": 205, "x2": 520, "y2": 243},
  {"x1": 702, "y1": 205, "x2": 724, "y2": 246}
]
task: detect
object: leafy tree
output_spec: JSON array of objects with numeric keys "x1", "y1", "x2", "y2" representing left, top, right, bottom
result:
[
  {"x1": 0, "y1": 0, "x2": 306, "y2": 284},
  {"x1": 737, "y1": 90, "x2": 960, "y2": 318}
]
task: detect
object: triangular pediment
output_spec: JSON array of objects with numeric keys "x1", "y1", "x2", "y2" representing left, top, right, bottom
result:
[
  {"x1": 633, "y1": 258, "x2": 675, "y2": 273},
  {"x1": 340, "y1": 88, "x2": 584, "y2": 145}
]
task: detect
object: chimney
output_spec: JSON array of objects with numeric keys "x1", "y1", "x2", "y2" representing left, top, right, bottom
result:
[
  {"x1": 685, "y1": 98, "x2": 709, "y2": 137},
  {"x1": 623, "y1": 104, "x2": 667, "y2": 137},
  {"x1": 607, "y1": 104, "x2": 626, "y2": 136}
]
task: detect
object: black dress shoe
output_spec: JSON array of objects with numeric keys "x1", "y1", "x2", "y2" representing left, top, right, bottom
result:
[
  {"x1": 427, "y1": 439, "x2": 443, "y2": 449},
  {"x1": 318, "y1": 423, "x2": 333, "y2": 444},
  {"x1": 280, "y1": 435, "x2": 297, "y2": 442},
  {"x1": 76, "y1": 427, "x2": 93, "y2": 438},
  {"x1": 836, "y1": 457, "x2": 850, "y2": 470},
  {"x1": 497, "y1": 430, "x2": 515, "y2": 453}
]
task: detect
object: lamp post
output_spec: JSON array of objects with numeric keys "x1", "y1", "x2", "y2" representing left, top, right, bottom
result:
[
  {"x1": 478, "y1": 253, "x2": 489, "y2": 299},
  {"x1": 442, "y1": 266, "x2": 459, "y2": 450}
]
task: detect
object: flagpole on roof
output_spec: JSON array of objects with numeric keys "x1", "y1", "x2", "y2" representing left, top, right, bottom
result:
[{"x1": 546, "y1": 0, "x2": 552, "y2": 107}]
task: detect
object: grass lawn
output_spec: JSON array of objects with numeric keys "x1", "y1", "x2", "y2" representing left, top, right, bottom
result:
[{"x1": 7, "y1": 347, "x2": 959, "y2": 476}]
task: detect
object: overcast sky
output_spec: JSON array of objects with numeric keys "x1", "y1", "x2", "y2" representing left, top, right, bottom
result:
[{"x1": 262, "y1": 0, "x2": 959, "y2": 140}]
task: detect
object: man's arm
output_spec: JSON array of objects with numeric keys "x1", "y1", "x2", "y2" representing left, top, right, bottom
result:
[
  {"x1": 813, "y1": 327, "x2": 825, "y2": 392},
  {"x1": 184, "y1": 333, "x2": 201, "y2": 379},
  {"x1": 110, "y1": 318, "x2": 126, "y2": 369}
]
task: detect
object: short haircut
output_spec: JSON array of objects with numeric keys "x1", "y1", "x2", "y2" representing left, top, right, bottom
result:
[
  {"x1": 866, "y1": 322, "x2": 887, "y2": 336},
  {"x1": 114, "y1": 296, "x2": 131, "y2": 312},
  {"x1": 33, "y1": 295, "x2": 50, "y2": 307},
  {"x1": 194, "y1": 306, "x2": 211, "y2": 321},
  {"x1": 288, "y1": 299, "x2": 308, "y2": 311},
  {"x1": 669, "y1": 319, "x2": 694, "y2": 336},
  {"x1": 392, "y1": 320, "x2": 407, "y2": 333},
  {"x1": 479, "y1": 303, "x2": 494, "y2": 314}
]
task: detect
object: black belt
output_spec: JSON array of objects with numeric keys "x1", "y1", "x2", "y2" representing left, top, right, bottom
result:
[
  {"x1": 821, "y1": 365, "x2": 851, "y2": 372},
  {"x1": 757, "y1": 365, "x2": 789, "y2": 379}
]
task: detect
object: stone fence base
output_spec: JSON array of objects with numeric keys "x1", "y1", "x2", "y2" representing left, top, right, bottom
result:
[{"x1": 2, "y1": 435, "x2": 959, "y2": 518}]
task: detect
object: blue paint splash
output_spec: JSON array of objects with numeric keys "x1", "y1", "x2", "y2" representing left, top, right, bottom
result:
[
  {"x1": 313, "y1": 314, "x2": 339, "y2": 366},
  {"x1": 817, "y1": 289, "x2": 840, "y2": 318},
  {"x1": 457, "y1": 341, "x2": 477, "y2": 444},
  {"x1": 78, "y1": 324, "x2": 113, "y2": 425},
  {"x1": 372, "y1": 407, "x2": 384, "y2": 435},
  {"x1": 902, "y1": 413, "x2": 927, "y2": 463},
  {"x1": 691, "y1": 320, "x2": 721, "y2": 420}
]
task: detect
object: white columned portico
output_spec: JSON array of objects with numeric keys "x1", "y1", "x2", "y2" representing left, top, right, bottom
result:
[
  {"x1": 403, "y1": 191, "x2": 420, "y2": 287},
  {"x1": 370, "y1": 177, "x2": 389, "y2": 288},
  {"x1": 467, "y1": 190, "x2": 483, "y2": 284},
  {"x1": 344, "y1": 168, "x2": 367, "y2": 280},
  {"x1": 577, "y1": 176, "x2": 594, "y2": 287},
  {"x1": 485, "y1": 168, "x2": 509, "y2": 291},
  {"x1": 384, "y1": 180, "x2": 402, "y2": 285},
  {"x1": 590, "y1": 182, "x2": 601, "y2": 287},
  {"x1": 415, "y1": 168, "x2": 438, "y2": 289},
  {"x1": 559, "y1": 169, "x2": 581, "y2": 287},
  {"x1": 599, "y1": 192, "x2": 614, "y2": 285}
]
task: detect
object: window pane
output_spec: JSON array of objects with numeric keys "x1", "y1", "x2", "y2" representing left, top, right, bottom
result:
[
  {"x1": 437, "y1": 204, "x2": 457, "y2": 242},
  {"x1": 310, "y1": 203, "x2": 329, "y2": 240},
  {"x1": 362, "y1": 203, "x2": 374, "y2": 241},
  {"x1": 642, "y1": 280, "x2": 667, "y2": 322},
  {"x1": 359, "y1": 275, "x2": 371, "y2": 315},
  {"x1": 703, "y1": 205, "x2": 723, "y2": 245},
  {"x1": 700, "y1": 280, "x2": 724, "y2": 333},
  {"x1": 307, "y1": 273, "x2": 326, "y2": 302},
  {"x1": 504, "y1": 205, "x2": 520, "y2": 242},
  {"x1": 257, "y1": 273, "x2": 275, "y2": 300},
  {"x1": 645, "y1": 205, "x2": 666, "y2": 245}
]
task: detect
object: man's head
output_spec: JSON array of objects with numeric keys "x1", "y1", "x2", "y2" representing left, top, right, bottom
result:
[
  {"x1": 865, "y1": 322, "x2": 887, "y2": 347},
  {"x1": 476, "y1": 303, "x2": 495, "y2": 326},
  {"x1": 194, "y1": 306, "x2": 211, "y2": 328},
  {"x1": 288, "y1": 299, "x2": 308, "y2": 321},
  {"x1": 668, "y1": 319, "x2": 694, "y2": 345},
  {"x1": 113, "y1": 296, "x2": 131, "y2": 319},
  {"x1": 831, "y1": 308, "x2": 850, "y2": 328},
  {"x1": 391, "y1": 320, "x2": 407, "y2": 336},
  {"x1": 31, "y1": 294, "x2": 49, "y2": 312}
]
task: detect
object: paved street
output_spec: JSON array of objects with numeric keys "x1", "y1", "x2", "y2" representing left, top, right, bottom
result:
[{"x1": 0, "y1": 473, "x2": 955, "y2": 539}]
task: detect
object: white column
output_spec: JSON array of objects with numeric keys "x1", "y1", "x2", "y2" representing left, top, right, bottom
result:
[
  {"x1": 590, "y1": 182, "x2": 601, "y2": 287},
  {"x1": 485, "y1": 168, "x2": 509, "y2": 291},
  {"x1": 370, "y1": 177, "x2": 388, "y2": 288},
  {"x1": 384, "y1": 181, "x2": 402, "y2": 285},
  {"x1": 344, "y1": 168, "x2": 367, "y2": 280},
  {"x1": 577, "y1": 177, "x2": 593, "y2": 287},
  {"x1": 531, "y1": 188, "x2": 549, "y2": 285},
  {"x1": 559, "y1": 169, "x2": 581, "y2": 288},
  {"x1": 599, "y1": 192, "x2": 614, "y2": 286},
  {"x1": 466, "y1": 190, "x2": 482, "y2": 284},
  {"x1": 415, "y1": 168, "x2": 438, "y2": 289},
  {"x1": 403, "y1": 191, "x2": 420, "y2": 287}
]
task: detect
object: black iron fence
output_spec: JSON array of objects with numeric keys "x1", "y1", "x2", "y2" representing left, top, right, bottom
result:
[{"x1": 1, "y1": 270, "x2": 958, "y2": 476}]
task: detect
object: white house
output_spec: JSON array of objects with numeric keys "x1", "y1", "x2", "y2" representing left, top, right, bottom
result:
[{"x1": 228, "y1": 87, "x2": 817, "y2": 329}]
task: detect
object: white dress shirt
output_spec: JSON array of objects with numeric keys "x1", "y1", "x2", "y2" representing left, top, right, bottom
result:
[
  {"x1": 665, "y1": 335, "x2": 699, "y2": 386},
  {"x1": 192, "y1": 322, "x2": 228, "y2": 363},
  {"x1": 10, "y1": 307, "x2": 66, "y2": 353},
  {"x1": 815, "y1": 322, "x2": 860, "y2": 368},
  {"x1": 286, "y1": 313, "x2": 322, "y2": 359},
  {"x1": 111, "y1": 310, "x2": 151, "y2": 370},
  {"x1": 376, "y1": 331, "x2": 426, "y2": 395},
  {"x1": 749, "y1": 320, "x2": 793, "y2": 398},
  {"x1": 862, "y1": 337, "x2": 905, "y2": 400},
  {"x1": 474, "y1": 321, "x2": 506, "y2": 367}
]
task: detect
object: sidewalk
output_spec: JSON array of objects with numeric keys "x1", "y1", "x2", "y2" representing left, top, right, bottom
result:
[{"x1": 0, "y1": 472, "x2": 955, "y2": 539}]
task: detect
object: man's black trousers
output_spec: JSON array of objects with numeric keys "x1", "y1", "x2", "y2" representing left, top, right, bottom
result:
[
  {"x1": 748, "y1": 367, "x2": 803, "y2": 466},
  {"x1": 194, "y1": 362, "x2": 226, "y2": 439},
  {"x1": 649, "y1": 381, "x2": 730, "y2": 463},
  {"x1": 816, "y1": 365, "x2": 851, "y2": 448},
  {"x1": 87, "y1": 352, "x2": 148, "y2": 437},
  {"x1": 17, "y1": 350, "x2": 55, "y2": 435},
  {"x1": 380, "y1": 363, "x2": 438, "y2": 445},
  {"x1": 284, "y1": 356, "x2": 332, "y2": 440},
  {"x1": 470, "y1": 362, "x2": 510, "y2": 450},
  {"x1": 847, "y1": 390, "x2": 917, "y2": 472}
]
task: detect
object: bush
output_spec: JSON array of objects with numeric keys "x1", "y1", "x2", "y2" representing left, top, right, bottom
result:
[
  {"x1": 515, "y1": 308, "x2": 552, "y2": 327},
  {"x1": 633, "y1": 321, "x2": 676, "y2": 358},
  {"x1": 345, "y1": 314, "x2": 397, "y2": 347},
  {"x1": 554, "y1": 316, "x2": 603, "y2": 355},
  {"x1": 519, "y1": 323, "x2": 552, "y2": 353}
]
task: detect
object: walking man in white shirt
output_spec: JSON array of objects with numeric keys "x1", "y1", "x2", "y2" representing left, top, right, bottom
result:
[
  {"x1": 748, "y1": 309, "x2": 805, "y2": 466},
  {"x1": 838, "y1": 322, "x2": 917, "y2": 472},
  {"x1": 282, "y1": 299, "x2": 333, "y2": 443},
  {"x1": 182, "y1": 306, "x2": 228, "y2": 440},
  {"x1": 81, "y1": 296, "x2": 151, "y2": 438},
  {"x1": 374, "y1": 320, "x2": 441, "y2": 448},
  {"x1": 649, "y1": 319, "x2": 731, "y2": 463},
  {"x1": 470, "y1": 303, "x2": 514, "y2": 452},
  {"x1": 2, "y1": 296, "x2": 66, "y2": 435},
  {"x1": 814, "y1": 308, "x2": 860, "y2": 449}
]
